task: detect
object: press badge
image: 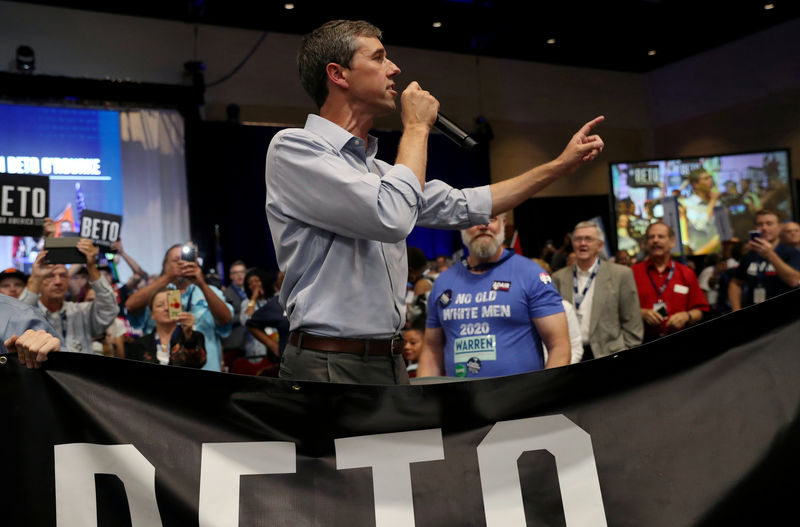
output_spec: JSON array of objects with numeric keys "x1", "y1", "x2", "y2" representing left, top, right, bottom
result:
[
  {"x1": 653, "y1": 301, "x2": 668, "y2": 317},
  {"x1": 753, "y1": 286, "x2": 767, "y2": 304},
  {"x1": 453, "y1": 334, "x2": 496, "y2": 364}
]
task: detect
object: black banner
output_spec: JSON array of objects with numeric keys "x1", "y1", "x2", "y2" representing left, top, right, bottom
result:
[
  {"x1": 78, "y1": 209, "x2": 121, "y2": 249},
  {"x1": 3, "y1": 289, "x2": 800, "y2": 526},
  {"x1": 0, "y1": 172, "x2": 49, "y2": 236}
]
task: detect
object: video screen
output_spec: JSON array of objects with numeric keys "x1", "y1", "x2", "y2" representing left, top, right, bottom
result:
[
  {"x1": 0, "y1": 103, "x2": 123, "y2": 269},
  {"x1": 610, "y1": 149, "x2": 793, "y2": 258}
]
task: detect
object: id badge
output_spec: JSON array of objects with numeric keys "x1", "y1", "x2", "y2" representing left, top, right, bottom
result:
[
  {"x1": 753, "y1": 287, "x2": 767, "y2": 304},
  {"x1": 653, "y1": 301, "x2": 668, "y2": 317}
]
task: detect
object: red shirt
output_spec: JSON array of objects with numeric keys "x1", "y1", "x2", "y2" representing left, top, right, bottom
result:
[{"x1": 632, "y1": 259, "x2": 709, "y2": 336}]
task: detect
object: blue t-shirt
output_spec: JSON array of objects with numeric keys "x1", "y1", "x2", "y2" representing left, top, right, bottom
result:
[
  {"x1": 426, "y1": 251, "x2": 564, "y2": 378},
  {"x1": 734, "y1": 244, "x2": 800, "y2": 306}
]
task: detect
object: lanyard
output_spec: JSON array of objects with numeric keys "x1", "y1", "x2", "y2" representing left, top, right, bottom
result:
[
  {"x1": 41, "y1": 307, "x2": 68, "y2": 341},
  {"x1": 572, "y1": 260, "x2": 599, "y2": 311},
  {"x1": 647, "y1": 261, "x2": 675, "y2": 301}
]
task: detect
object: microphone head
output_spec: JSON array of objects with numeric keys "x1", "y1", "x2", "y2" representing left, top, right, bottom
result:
[{"x1": 462, "y1": 136, "x2": 479, "y2": 151}]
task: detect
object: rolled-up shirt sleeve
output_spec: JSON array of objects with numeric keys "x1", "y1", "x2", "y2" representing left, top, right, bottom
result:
[
  {"x1": 88, "y1": 278, "x2": 120, "y2": 338},
  {"x1": 417, "y1": 181, "x2": 492, "y2": 229},
  {"x1": 268, "y1": 132, "x2": 423, "y2": 243}
]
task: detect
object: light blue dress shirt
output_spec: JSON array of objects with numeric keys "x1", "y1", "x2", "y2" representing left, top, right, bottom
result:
[
  {"x1": 0, "y1": 294, "x2": 62, "y2": 354},
  {"x1": 265, "y1": 114, "x2": 492, "y2": 338}
]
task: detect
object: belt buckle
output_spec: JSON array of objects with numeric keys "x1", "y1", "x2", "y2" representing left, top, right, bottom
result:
[{"x1": 390, "y1": 334, "x2": 403, "y2": 354}]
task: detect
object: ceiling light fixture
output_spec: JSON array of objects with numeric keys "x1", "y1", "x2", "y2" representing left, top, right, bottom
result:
[
  {"x1": 284, "y1": 3, "x2": 294, "y2": 9},
  {"x1": 547, "y1": 38, "x2": 556, "y2": 45},
  {"x1": 432, "y1": 21, "x2": 442, "y2": 28},
  {"x1": 648, "y1": 50, "x2": 657, "y2": 56},
  {"x1": 764, "y1": 3, "x2": 774, "y2": 9}
]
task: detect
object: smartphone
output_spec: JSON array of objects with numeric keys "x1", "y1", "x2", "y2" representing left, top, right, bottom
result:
[
  {"x1": 180, "y1": 243, "x2": 197, "y2": 262},
  {"x1": 43, "y1": 237, "x2": 85, "y2": 264},
  {"x1": 166, "y1": 290, "x2": 182, "y2": 320},
  {"x1": 749, "y1": 230, "x2": 761, "y2": 241}
]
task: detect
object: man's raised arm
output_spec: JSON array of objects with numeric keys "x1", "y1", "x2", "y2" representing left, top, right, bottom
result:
[{"x1": 489, "y1": 116, "x2": 605, "y2": 216}]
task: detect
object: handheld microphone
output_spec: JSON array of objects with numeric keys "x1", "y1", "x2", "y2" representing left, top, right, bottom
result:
[{"x1": 434, "y1": 113, "x2": 478, "y2": 151}]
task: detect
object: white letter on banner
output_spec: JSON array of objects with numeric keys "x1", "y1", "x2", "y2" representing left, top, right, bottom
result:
[
  {"x1": 198, "y1": 442, "x2": 296, "y2": 527},
  {"x1": 477, "y1": 415, "x2": 607, "y2": 527},
  {"x1": 54, "y1": 443, "x2": 163, "y2": 527},
  {"x1": 335, "y1": 428, "x2": 444, "y2": 527}
]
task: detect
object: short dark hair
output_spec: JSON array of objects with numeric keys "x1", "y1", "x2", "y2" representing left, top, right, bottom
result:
[
  {"x1": 645, "y1": 221, "x2": 675, "y2": 239},
  {"x1": 407, "y1": 246, "x2": 428, "y2": 273},
  {"x1": 755, "y1": 208, "x2": 781, "y2": 222},
  {"x1": 298, "y1": 20, "x2": 382, "y2": 108},
  {"x1": 688, "y1": 168, "x2": 708, "y2": 185},
  {"x1": 244, "y1": 267, "x2": 277, "y2": 299}
]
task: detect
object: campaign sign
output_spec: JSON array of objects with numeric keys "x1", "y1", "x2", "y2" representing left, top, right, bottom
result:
[
  {"x1": 0, "y1": 172, "x2": 49, "y2": 236},
  {"x1": 79, "y1": 209, "x2": 121, "y2": 249}
]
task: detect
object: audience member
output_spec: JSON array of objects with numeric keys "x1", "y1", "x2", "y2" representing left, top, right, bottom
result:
[
  {"x1": 125, "y1": 287, "x2": 206, "y2": 368},
  {"x1": 222, "y1": 260, "x2": 248, "y2": 352},
  {"x1": 1, "y1": 294, "x2": 62, "y2": 360},
  {"x1": 632, "y1": 222, "x2": 709, "y2": 341},
  {"x1": 0, "y1": 268, "x2": 27, "y2": 299},
  {"x1": 418, "y1": 214, "x2": 570, "y2": 378},
  {"x1": 406, "y1": 246, "x2": 435, "y2": 328},
  {"x1": 240, "y1": 267, "x2": 275, "y2": 358},
  {"x1": 401, "y1": 318, "x2": 425, "y2": 378},
  {"x1": 125, "y1": 244, "x2": 233, "y2": 372},
  {"x1": 566, "y1": 252, "x2": 577, "y2": 268},
  {"x1": 614, "y1": 250, "x2": 632, "y2": 267},
  {"x1": 533, "y1": 258, "x2": 584, "y2": 364},
  {"x1": 552, "y1": 220, "x2": 643, "y2": 360},
  {"x1": 110, "y1": 239, "x2": 149, "y2": 309},
  {"x1": 20, "y1": 239, "x2": 119, "y2": 353},
  {"x1": 780, "y1": 221, "x2": 800, "y2": 250},
  {"x1": 729, "y1": 210, "x2": 800, "y2": 310},
  {"x1": 67, "y1": 265, "x2": 90, "y2": 302},
  {"x1": 17, "y1": 242, "x2": 119, "y2": 354},
  {"x1": 549, "y1": 233, "x2": 572, "y2": 272},
  {"x1": 434, "y1": 255, "x2": 451, "y2": 273},
  {"x1": 697, "y1": 253, "x2": 726, "y2": 314},
  {"x1": 245, "y1": 273, "x2": 290, "y2": 360}
]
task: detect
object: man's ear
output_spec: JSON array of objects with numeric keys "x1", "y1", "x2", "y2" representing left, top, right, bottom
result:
[{"x1": 326, "y1": 62, "x2": 348, "y2": 90}]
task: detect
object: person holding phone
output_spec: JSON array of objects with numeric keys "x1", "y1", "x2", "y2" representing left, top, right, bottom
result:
[
  {"x1": 125, "y1": 243, "x2": 233, "y2": 372},
  {"x1": 632, "y1": 222, "x2": 709, "y2": 342},
  {"x1": 729, "y1": 209, "x2": 800, "y2": 310},
  {"x1": 124, "y1": 287, "x2": 206, "y2": 367},
  {"x1": 17, "y1": 240, "x2": 119, "y2": 354}
]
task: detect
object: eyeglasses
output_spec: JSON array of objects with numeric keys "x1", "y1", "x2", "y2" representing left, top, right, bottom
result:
[{"x1": 573, "y1": 236, "x2": 598, "y2": 243}]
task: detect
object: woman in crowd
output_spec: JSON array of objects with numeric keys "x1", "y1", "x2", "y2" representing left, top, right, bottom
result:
[
  {"x1": 125, "y1": 287, "x2": 206, "y2": 367},
  {"x1": 402, "y1": 319, "x2": 425, "y2": 378},
  {"x1": 240, "y1": 267, "x2": 275, "y2": 359}
]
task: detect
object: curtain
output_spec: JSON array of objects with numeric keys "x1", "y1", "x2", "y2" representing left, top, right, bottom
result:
[{"x1": 118, "y1": 109, "x2": 189, "y2": 281}]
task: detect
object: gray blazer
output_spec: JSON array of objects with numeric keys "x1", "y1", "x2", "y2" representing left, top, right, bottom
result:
[{"x1": 552, "y1": 260, "x2": 643, "y2": 358}]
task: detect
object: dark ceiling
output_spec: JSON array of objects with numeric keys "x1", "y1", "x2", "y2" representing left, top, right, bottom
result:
[{"x1": 15, "y1": 0, "x2": 800, "y2": 72}]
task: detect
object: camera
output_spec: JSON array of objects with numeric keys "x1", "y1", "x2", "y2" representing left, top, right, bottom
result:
[{"x1": 180, "y1": 242, "x2": 197, "y2": 262}]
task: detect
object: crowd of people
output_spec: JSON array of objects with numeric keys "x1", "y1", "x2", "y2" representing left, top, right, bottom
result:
[
  {"x1": 400, "y1": 209, "x2": 800, "y2": 379},
  {"x1": 3, "y1": 19, "x2": 799, "y2": 386},
  {"x1": 0, "y1": 221, "x2": 289, "y2": 375}
]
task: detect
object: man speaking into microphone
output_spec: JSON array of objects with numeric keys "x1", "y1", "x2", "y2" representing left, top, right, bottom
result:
[{"x1": 265, "y1": 19, "x2": 604, "y2": 384}]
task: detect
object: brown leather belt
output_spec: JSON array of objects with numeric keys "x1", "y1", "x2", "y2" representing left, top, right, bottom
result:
[{"x1": 289, "y1": 331, "x2": 403, "y2": 356}]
